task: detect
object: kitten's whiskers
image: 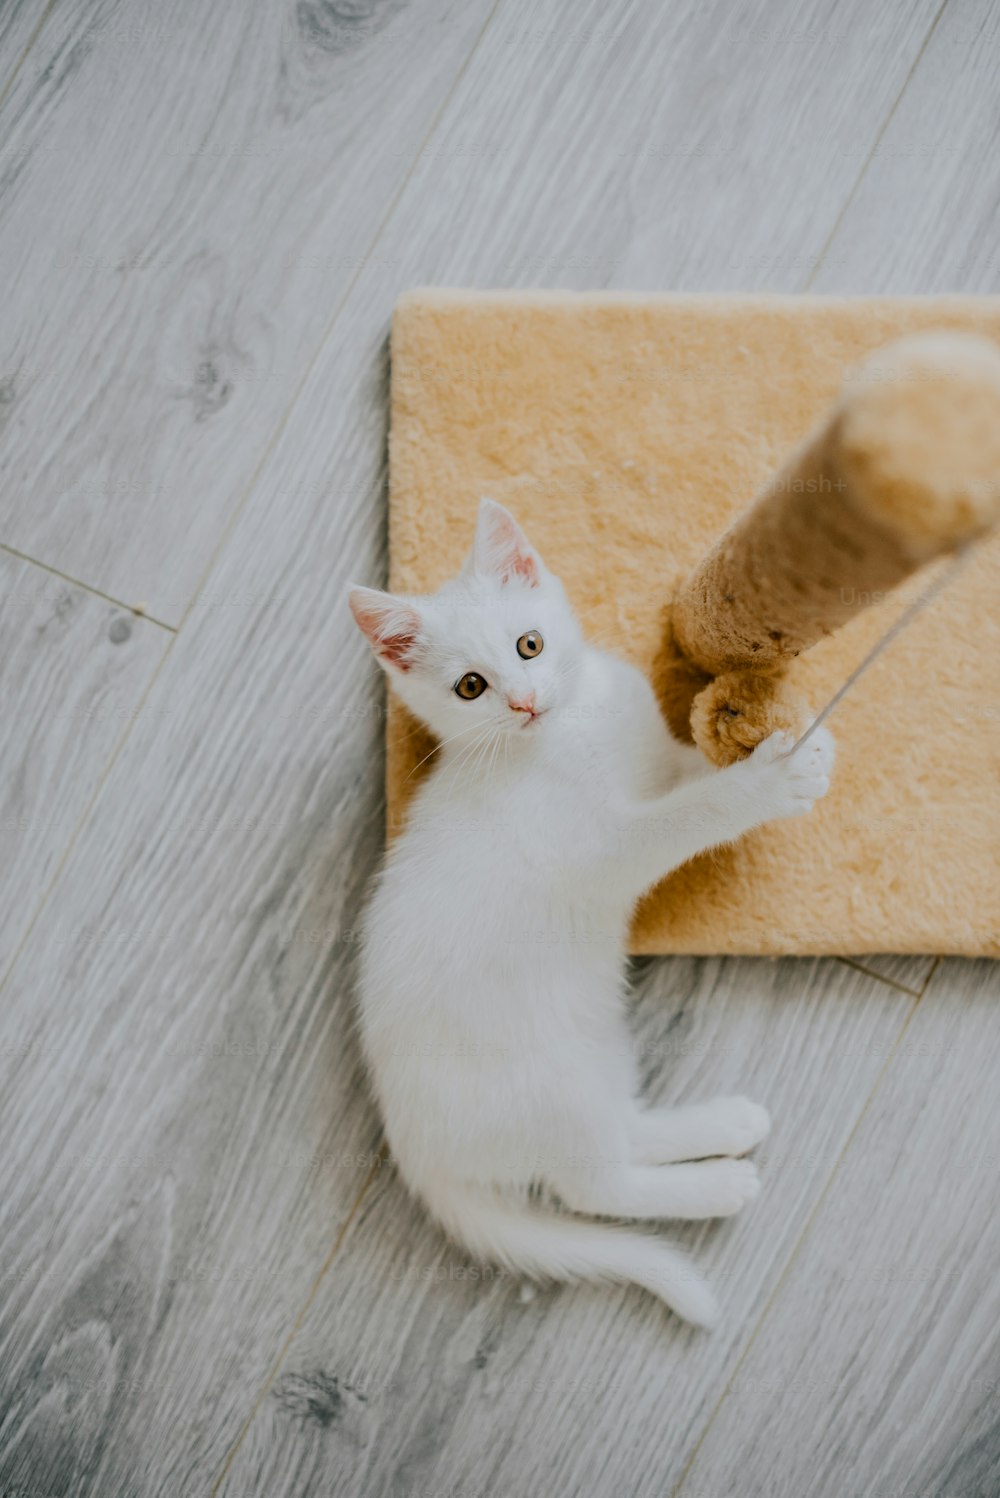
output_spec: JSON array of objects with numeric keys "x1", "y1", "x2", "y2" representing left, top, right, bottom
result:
[{"x1": 404, "y1": 717, "x2": 493, "y2": 783}]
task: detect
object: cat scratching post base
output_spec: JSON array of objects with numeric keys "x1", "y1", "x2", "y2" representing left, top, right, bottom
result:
[{"x1": 387, "y1": 291, "x2": 1000, "y2": 956}]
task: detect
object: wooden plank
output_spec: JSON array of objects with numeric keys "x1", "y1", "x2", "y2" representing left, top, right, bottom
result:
[
  {"x1": 810, "y1": 0, "x2": 1000, "y2": 295},
  {"x1": 0, "y1": 0, "x2": 496, "y2": 624},
  {"x1": 680, "y1": 959, "x2": 1000, "y2": 1498},
  {"x1": 0, "y1": 548, "x2": 166, "y2": 972},
  {"x1": 217, "y1": 956, "x2": 914, "y2": 1498}
]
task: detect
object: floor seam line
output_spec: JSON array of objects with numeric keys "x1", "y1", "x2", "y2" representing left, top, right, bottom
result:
[
  {"x1": 918, "y1": 954, "x2": 943, "y2": 996},
  {"x1": 0, "y1": 541, "x2": 176, "y2": 632},
  {"x1": 803, "y1": 0, "x2": 951, "y2": 291},
  {"x1": 835, "y1": 955, "x2": 923, "y2": 998}
]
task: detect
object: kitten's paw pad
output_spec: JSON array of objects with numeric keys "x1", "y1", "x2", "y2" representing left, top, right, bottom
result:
[
  {"x1": 707, "y1": 1096, "x2": 771, "y2": 1156},
  {"x1": 698, "y1": 1158, "x2": 760, "y2": 1216}
]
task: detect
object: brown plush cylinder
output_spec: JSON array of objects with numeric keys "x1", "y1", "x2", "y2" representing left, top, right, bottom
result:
[{"x1": 662, "y1": 331, "x2": 1000, "y2": 762}]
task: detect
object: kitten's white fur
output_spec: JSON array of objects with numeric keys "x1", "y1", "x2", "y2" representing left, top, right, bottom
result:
[{"x1": 349, "y1": 500, "x2": 834, "y2": 1327}]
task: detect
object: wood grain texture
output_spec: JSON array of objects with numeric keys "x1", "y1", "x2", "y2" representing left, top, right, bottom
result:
[
  {"x1": 0, "y1": 0, "x2": 992, "y2": 1493},
  {"x1": 810, "y1": 0, "x2": 1000, "y2": 295},
  {"x1": 681, "y1": 959, "x2": 1000, "y2": 1498},
  {"x1": 0, "y1": 548, "x2": 166, "y2": 972},
  {"x1": 0, "y1": 0, "x2": 496, "y2": 624},
  {"x1": 0, "y1": 461, "x2": 392, "y2": 1496},
  {"x1": 0, "y1": 0, "x2": 55, "y2": 101},
  {"x1": 336, "y1": 0, "x2": 943, "y2": 300},
  {"x1": 217, "y1": 956, "x2": 914, "y2": 1498}
]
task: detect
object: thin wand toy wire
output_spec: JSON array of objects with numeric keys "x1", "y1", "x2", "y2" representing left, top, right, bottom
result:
[{"x1": 788, "y1": 542, "x2": 976, "y2": 756}]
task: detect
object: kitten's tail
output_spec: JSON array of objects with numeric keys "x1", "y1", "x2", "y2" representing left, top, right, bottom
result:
[{"x1": 421, "y1": 1179, "x2": 719, "y2": 1328}]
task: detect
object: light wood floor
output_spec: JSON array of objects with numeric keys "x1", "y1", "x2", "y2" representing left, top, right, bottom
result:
[{"x1": 1, "y1": 1, "x2": 998, "y2": 1494}]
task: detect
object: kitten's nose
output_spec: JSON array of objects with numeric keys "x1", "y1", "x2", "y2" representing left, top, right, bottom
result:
[{"x1": 508, "y1": 692, "x2": 537, "y2": 716}]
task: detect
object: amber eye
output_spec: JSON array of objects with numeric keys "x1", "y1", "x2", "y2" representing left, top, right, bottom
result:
[
  {"x1": 454, "y1": 672, "x2": 488, "y2": 700},
  {"x1": 516, "y1": 631, "x2": 544, "y2": 659}
]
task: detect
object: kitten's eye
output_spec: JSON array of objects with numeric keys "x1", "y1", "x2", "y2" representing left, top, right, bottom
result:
[
  {"x1": 516, "y1": 631, "x2": 544, "y2": 659},
  {"x1": 454, "y1": 672, "x2": 488, "y2": 700}
]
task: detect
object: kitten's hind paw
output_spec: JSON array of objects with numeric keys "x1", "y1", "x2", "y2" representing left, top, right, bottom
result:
[
  {"x1": 648, "y1": 1261, "x2": 721, "y2": 1330},
  {"x1": 672, "y1": 1277, "x2": 721, "y2": 1331},
  {"x1": 635, "y1": 1096, "x2": 771, "y2": 1165},
  {"x1": 702, "y1": 1096, "x2": 771, "y2": 1157},
  {"x1": 677, "y1": 1157, "x2": 760, "y2": 1218},
  {"x1": 704, "y1": 1157, "x2": 760, "y2": 1215}
]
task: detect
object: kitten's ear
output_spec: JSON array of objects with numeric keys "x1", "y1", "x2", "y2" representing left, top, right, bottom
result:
[
  {"x1": 348, "y1": 587, "x2": 423, "y2": 673},
  {"x1": 472, "y1": 498, "x2": 542, "y2": 587}
]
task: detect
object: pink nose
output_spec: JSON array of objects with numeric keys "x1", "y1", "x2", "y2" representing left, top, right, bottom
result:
[{"x1": 508, "y1": 693, "x2": 537, "y2": 715}]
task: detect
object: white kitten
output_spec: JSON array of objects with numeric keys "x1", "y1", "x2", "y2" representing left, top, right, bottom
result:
[{"x1": 349, "y1": 499, "x2": 834, "y2": 1327}]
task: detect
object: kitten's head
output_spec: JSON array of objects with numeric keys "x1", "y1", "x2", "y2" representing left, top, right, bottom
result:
[{"x1": 349, "y1": 499, "x2": 584, "y2": 743}]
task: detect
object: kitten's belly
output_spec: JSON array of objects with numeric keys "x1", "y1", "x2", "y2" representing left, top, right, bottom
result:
[
  {"x1": 370, "y1": 969, "x2": 637, "y2": 1190},
  {"x1": 361, "y1": 853, "x2": 636, "y2": 1187}
]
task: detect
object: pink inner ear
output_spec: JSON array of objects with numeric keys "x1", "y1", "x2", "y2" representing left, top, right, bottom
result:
[
  {"x1": 490, "y1": 513, "x2": 539, "y2": 587},
  {"x1": 506, "y1": 539, "x2": 538, "y2": 586},
  {"x1": 376, "y1": 627, "x2": 418, "y2": 672},
  {"x1": 351, "y1": 592, "x2": 421, "y2": 672}
]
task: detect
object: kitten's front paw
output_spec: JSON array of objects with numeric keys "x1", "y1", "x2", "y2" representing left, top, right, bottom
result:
[{"x1": 747, "y1": 727, "x2": 835, "y2": 820}]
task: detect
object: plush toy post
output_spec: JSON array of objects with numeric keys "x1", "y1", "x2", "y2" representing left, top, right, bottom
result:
[{"x1": 660, "y1": 331, "x2": 1000, "y2": 765}]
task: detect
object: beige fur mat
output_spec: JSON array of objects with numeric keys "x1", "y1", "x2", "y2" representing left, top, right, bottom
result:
[{"x1": 386, "y1": 290, "x2": 1000, "y2": 956}]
